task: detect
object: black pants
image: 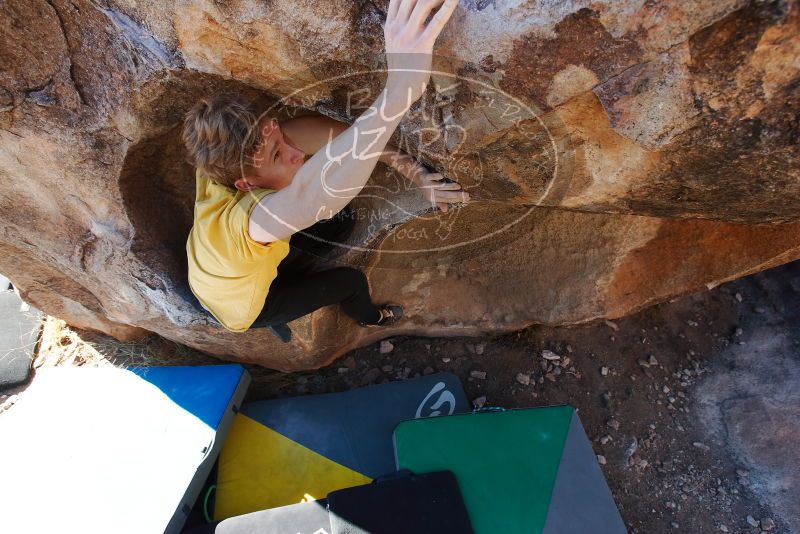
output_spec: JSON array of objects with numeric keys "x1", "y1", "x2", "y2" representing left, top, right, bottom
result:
[{"x1": 249, "y1": 207, "x2": 382, "y2": 328}]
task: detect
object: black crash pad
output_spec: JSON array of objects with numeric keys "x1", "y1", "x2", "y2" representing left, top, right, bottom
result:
[{"x1": 327, "y1": 471, "x2": 474, "y2": 534}]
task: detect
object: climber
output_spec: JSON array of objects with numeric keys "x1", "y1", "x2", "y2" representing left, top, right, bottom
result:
[{"x1": 182, "y1": 0, "x2": 468, "y2": 341}]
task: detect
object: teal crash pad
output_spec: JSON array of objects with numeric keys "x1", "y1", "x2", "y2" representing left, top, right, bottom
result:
[{"x1": 393, "y1": 406, "x2": 626, "y2": 534}]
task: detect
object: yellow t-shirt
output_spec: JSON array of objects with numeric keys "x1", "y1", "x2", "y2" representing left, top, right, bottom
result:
[{"x1": 186, "y1": 170, "x2": 291, "y2": 332}]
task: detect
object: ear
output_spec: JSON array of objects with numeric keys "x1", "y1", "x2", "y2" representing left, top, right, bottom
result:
[{"x1": 233, "y1": 177, "x2": 256, "y2": 192}]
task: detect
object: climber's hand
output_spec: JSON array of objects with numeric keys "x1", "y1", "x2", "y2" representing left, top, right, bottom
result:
[
  {"x1": 384, "y1": 0, "x2": 459, "y2": 104},
  {"x1": 414, "y1": 170, "x2": 470, "y2": 213}
]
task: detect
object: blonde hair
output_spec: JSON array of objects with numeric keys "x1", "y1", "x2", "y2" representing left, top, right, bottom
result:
[{"x1": 182, "y1": 93, "x2": 263, "y2": 188}]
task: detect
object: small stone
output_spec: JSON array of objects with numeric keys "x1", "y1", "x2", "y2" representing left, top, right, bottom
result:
[
  {"x1": 381, "y1": 365, "x2": 394, "y2": 372},
  {"x1": 719, "y1": 526, "x2": 729, "y2": 533},
  {"x1": 601, "y1": 366, "x2": 609, "y2": 376},
  {"x1": 542, "y1": 350, "x2": 561, "y2": 361},
  {"x1": 760, "y1": 518, "x2": 775, "y2": 531},
  {"x1": 0, "y1": 394, "x2": 19, "y2": 413},
  {"x1": 624, "y1": 438, "x2": 638, "y2": 464},
  {"x1": 665, "y1": 501, "x2": 676, "y2": 509},
  {"x1": 425, "y1": 344, "x2": 431, "y2": 350},
  {"x1": 663, "y1": 385, "x2": 671, "y2": 394},
  {"x1": 687, "y1": 320, "x2": 698, "y2": 327},
  {"x1": 379, "y1": 340, "x2": 394, "y2": 354},
  {"x1": 475, "y1": 343, "x2": 486, "y2": 355},
  {"x1": 423, "y1": 366, "x2": 434, "y2": 375},
  {"x1": 671, "y1": 522, "x2": 679, "y2": 529},
  {"x1": 605, "y1": 320, "x2": 619, "y2": 331},
  {"x1": 746, "y1": 515, "x2": 759, "y2": 528},
  {"x1": 470, "y1": 370, "x2": 487, "y2": 380},
  {"x1": 442, "y1": 357, "x2": 451, "y2": 363},
  {"x1": 562, "y1": 356, "x2": 571, "y2": 367},
  {"x1": 607, "y1": 418, "x2": 620, "y2": 430},
  {"x1": 553, "y1": 366, "x2": 562, "y2": 376},
  {"x1": 735, "y1": 328, "x2": 743, "y2": 337},
  {"x1": 638, "y1": 459, "x2": 649, "y2": 468},
  {"x1": 596, "y1": 454, "x2": 607, "y2": 465},
  {"x1": 736, "y1": 469, "x2": 749, "y2": 477},
  {"x1": 735, "y1": 292, "x2": 743, "y2": 302},
  {"x1": 516, "y1": 373, "x2": 531, "y2": 386},
  {"x1": 361, "y1": 368, "x2": 382, "y2": 385},
  {"x1": 755, "y1": 306, "x2": 766, "y2": 314},
  {"x1": 648, "y1": 354, "x2": 659, "y2": 366},
  {"x1": 600, "y1": 435, "x2": 612, "y2": 445},
  {"x1": 693, "y1": 442, "x2": 710, "y2": 451},
  {"x1": 337, "y1": 367, "x2": 349, "y2": 374},
  {"x1": 472, "y1": 396, "x2": 487, "y2": 409},
  {"x1": 545, "y1": 373, "x2": 556, "y2": 382},
  {"x1": 402, "y1": 367, "x2": 412, "y2": 378}
]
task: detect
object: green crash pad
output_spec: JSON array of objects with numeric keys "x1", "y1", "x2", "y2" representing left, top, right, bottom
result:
[{"x1": 393, "y1": 406, "x2": 626, "y2": 534}]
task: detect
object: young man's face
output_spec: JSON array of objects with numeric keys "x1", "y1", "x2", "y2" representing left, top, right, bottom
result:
[{"x1": 237, "y1": 116, "x2": 306, "y2": 192}]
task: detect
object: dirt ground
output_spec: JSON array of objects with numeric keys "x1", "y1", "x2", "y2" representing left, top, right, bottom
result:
[{"x1": 4, "y1": 266, "x2": 797, "y2": 533}]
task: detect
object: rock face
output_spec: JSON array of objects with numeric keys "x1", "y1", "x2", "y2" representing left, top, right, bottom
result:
[
  {"x1": 0, "y1": 0, "x2": 798, "y2": 371},
  {"x1": 695, "y1": 262, "x2": 800, "y2": 531}
]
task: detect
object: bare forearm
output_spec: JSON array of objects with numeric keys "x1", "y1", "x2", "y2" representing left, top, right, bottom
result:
[
  {"x1": 250, "y1": 0, "x2": 459, "y2": 243},
  {"x1": 290, "y1": 86, "x2": 413, "y2": 219},
  {"x1": 250, "y1": 84, "x2": 415, "y2": 241}
]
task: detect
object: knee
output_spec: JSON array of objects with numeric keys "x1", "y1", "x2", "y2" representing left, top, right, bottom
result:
[{"x1": 335, "y1": 267, "x2": 369, "y2": 291}]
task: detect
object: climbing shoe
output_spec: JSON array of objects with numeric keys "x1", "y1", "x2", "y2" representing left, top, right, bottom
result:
[
  {"x1": 267, "y1": 323, "x2": 292, "y2": 343},
  {"x1": 360, "y1": 305, "x2": 403, "y2": 327}
]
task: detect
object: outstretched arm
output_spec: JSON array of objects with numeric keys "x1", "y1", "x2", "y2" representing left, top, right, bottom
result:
[
  {"x1": 249, "y1": 0, "x2": 462, "y2": 243},
  {"x1": 280, "y1": 114, "x2": 470, "y2": 213}
]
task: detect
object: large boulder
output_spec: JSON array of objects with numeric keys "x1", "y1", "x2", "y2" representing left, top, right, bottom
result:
[{"x1": 0, "y1": 0, "x2": 798, "y2": 370}]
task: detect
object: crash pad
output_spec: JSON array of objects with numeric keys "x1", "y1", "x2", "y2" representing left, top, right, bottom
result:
[
  {"x1": 182, "y1": 500, "x2": 332, "y2": 534},
  {"x1": 214, "y1": 373, "x2": 469, "y2": 520},
  {"x1": 327, "y1": 470, "x2": 474, "y2": 534},
  {"x1": 393, "y1": 406, "x2": 626, "y2": 534},
  {"x1": 0, "y1": 285, "x2": 41, "y2": 391},
  {"x1": 0, "y1": 364, "x2": 249, "y2": 534}
]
